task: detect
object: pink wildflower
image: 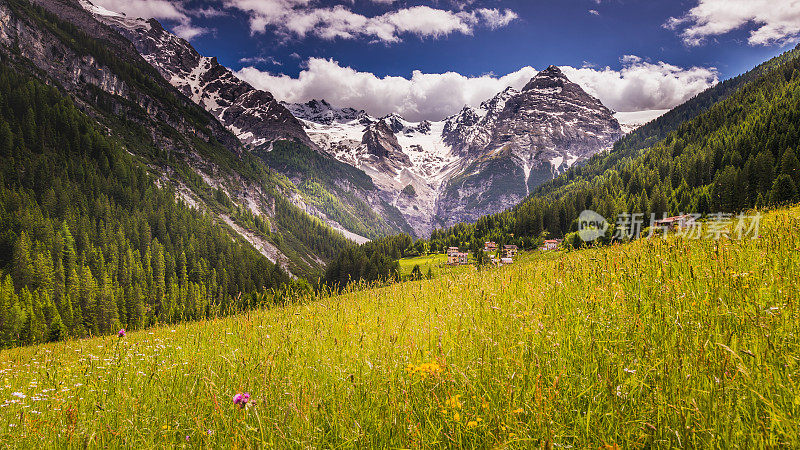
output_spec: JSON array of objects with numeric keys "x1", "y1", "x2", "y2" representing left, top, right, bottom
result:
[
  {"x1": 118, "y1": 329, "x2": 126, "y2": 338},
  {"x1": 233, "y1": 392, "x2": 251, "y2": 408}
]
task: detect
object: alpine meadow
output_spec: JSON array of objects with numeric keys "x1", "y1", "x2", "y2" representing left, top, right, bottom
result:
[{"x1": 1, "y1": 0, "x2": 800, "y2": 448}]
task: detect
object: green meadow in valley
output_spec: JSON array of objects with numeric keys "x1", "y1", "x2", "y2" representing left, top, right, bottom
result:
[
  {"x1": 0, "y1": 206, "x2": 798, "y2": 448},
  {"x1": 398, "y1": 254, "x2": 449, "y2": 277}
]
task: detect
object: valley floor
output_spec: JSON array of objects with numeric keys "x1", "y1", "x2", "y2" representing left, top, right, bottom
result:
[{"x1": 1, "y1": 207, "x2": 799, "y2": 448}]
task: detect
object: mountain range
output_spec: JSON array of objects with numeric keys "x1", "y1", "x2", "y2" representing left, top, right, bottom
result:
[{"x1": 83, "y1": 1, "x2": 624, "y2": 237}]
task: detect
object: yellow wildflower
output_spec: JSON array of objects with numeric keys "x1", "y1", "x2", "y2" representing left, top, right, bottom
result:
[
  {"x1": 445, "y1": 395, "x2": 462, "y2": 409},
  {"x1": 406, "y1": 361, "x2": 442, "y2": 377}
]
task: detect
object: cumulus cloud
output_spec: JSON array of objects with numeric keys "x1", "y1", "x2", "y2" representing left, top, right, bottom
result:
[
  {"x1": 235, "y1": 56, "x2": 718, "y2": 122},
  {"x1": 666, "y1": 0, "x2": 800, "y2": 46},
  {"x1": 87, "y1": 0, "x2": 211, "y2": 39},
  {"x1": 236, "y1": 58, "x2": 536, "y2": 120},
  {"x1": 561, "y1": 59, "x2": 718, "y2": 112},
  {"x1": 222, "y1": 0, "x2": 517, "y2": 42}
]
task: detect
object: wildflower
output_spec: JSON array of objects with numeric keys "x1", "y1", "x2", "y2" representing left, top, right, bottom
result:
[
  {"x1": 445, "y1": 395, "x2": 462, "y2": 409},
  {"x1": 405, "y1": 362, "x2": 442, "y2": 377},
  {"x1": 233, "y1": 392, "x2": 251, "y2": 408},
  {"x1": 118, "y1": 329, "x2": 126, "y2": 338},
  {"x1": 206, "y1": 429, "x2": 213, "y2": 436},
  {"x1": 467, "y1": 420, "x2": 478, "y2": 428},
  {"x1": 185, "y1": 435, "x2": 190, "y2": 442},
  {"x1": 453, "y1": 412, "x2": 460, "y2": 422},
  {"x1": 512, "y1": 408, "x2": 524, "y2": 414},
  {"x1": 12, "y1": 392, "x2": 25, "y2": 399}
]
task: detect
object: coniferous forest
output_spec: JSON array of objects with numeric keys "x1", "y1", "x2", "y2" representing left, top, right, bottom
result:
[{"x1": 0, "y1": 60, "x2": 288, "y2": 348}]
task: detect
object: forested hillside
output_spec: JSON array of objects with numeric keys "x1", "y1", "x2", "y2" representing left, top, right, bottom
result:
[
  {"x1": 0, "y1": 60, "x2": 293, "y2": 347},
  {"x1": 323, "y1": 234, "x2": 412, "y2": 287}
]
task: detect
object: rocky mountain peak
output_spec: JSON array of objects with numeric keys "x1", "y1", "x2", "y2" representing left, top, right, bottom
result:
[
  {"x1": 363, "y1": 121, "x2": 401, "y2": 157},
  {"x1": 86, "y1": 7, "x2": 313, "y2": 149},
  {"x1": 522, "y1": 65, "x2": 570, "y2": 92},
  {"x1": 361, "y1": 121, "x2": 412, "y2": 169},
  {"x1": 283, "y1": 99, "x2": 369, "y2": 125},
  {"x1": 380, "y1": 113, "x2": 407, "y2": 133}
]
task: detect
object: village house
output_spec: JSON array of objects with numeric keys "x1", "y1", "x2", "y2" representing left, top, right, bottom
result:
[
  {"x1": 500, "y1": 257, "x2": 514, "y2": 265},
  {"x1": 503, "y1": 245, "x2": 518, "y2": 258},
  {"x1": 448, "y1": 251, "x2": 469, "y2": 266},
  {"x1": 654, "y1": 214, "x2": 696, "y2": 232},
  {"x1": 542, "y1": 239, "x2": 561, "y2": 251},
  {"x1": 484, "y1": 241, "x2": 498, "y2": 253}
]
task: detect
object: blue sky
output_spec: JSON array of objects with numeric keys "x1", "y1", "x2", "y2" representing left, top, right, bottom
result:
[
  {"x1": 89, "y1": 0, "x2": 800, "y2": 120},
  {"x1": 188, "y1": 1, "x2": 789, "y2": 81}
]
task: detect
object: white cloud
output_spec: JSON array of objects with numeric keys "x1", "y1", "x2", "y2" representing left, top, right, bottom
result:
[
  {"x1": 474, "y1": 8, "x2": 519, "y2": 29},
  {"x1": 86, "y1": 0, "x2": 211, "y2": 39},
  {"x1": 172, "y1": 22, "x2": 208, "y2": 40},
  {"x1": 236, "y1": 58, "x2": 536, "y2": 121},
  {"x1": 239, "y1": 56, "x2": 283, "y2": 66},
  {"x1": 666, "y1": 0, "x2": 800, "y2": 46},
  {"x1": 222, "y1": 0, "x2": 517, "y2": 42},
  {"x1": 235, "y1": 56, "x2": 718, "y2": 121},
  {"x1": 561, "y1": 59, "x2": 718, "y2": 112},
  {"x1": 588, "y1": 10, "x2": 599, "y2": 16}
]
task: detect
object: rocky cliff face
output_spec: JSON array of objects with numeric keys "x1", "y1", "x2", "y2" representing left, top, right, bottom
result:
[
  {"x1": 0, "y1": 0, "x2": 240, "y2": 152},
  {"x1": 362, "y1": 121, "x2": 409, "y2": 164},
  {"x1": 89, "y1": 7, "x2": 313, "y2": 149}
]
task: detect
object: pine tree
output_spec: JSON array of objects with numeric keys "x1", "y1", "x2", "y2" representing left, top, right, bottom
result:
[
  {"x1": 781, "y1": 148, "x2": 800, "y2": 187},
  {"x1": 47, "y1": 314, "x2": 67, "y2": 342},
  {"x1": 12, "y1": 231, "x2": 33, "y2": 290},
  {"x1": 769, "y1": 174, "x2": 798, "y2": 204}
]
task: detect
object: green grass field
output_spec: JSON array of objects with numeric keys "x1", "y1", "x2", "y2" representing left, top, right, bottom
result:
[
  {"x1": 398, "y1": 254, "x2": 450, "y2": 276},
  {"x1": 1, "y1": 207, "x2": 799, "y2": 448}
]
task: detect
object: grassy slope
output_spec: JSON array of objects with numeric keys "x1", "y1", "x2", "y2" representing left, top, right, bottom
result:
[
  {"x1": 398, "y1": 254, "x2": 449, "y2": 276},
  {"x1": 1, "y1": 206, "x2": 799, "y2": 447}
]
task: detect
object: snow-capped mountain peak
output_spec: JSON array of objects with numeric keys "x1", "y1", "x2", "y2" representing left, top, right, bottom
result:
[
  {"x1": 282, "y1": 99, "x2": 369, "y2": 126},
  {"x1": 89, "y1": 8, "x2": 312, "y2": 148},
  {"x1": 288, "y1": 69, "x2": 621, "y2": 234}
]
